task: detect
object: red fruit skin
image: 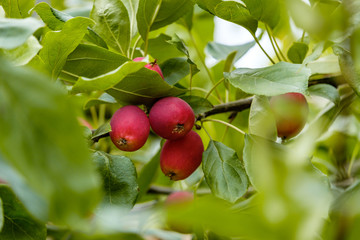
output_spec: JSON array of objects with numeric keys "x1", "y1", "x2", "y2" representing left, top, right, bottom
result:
[
  {"x1": 149, "y1": 97, "x2": 195, "y2": 140},
  {"x1": 110, "y1": 105, "x2": 150, "y2": 151},
  {"x1": 160, "y1": 131, "x2": 204, "y2": 180},
  {"x1": 133, "y1": 57, "x2": 145, "y2": 62},
  {"x1": 270, "y1": 92, "x2": 308, "y2": 139},
  {"x1": 165, "y1": 191, "x2": 194, "y2": 206},
  {"x1": 133, "y1": 57, "x2": 164, "y2": 79}
]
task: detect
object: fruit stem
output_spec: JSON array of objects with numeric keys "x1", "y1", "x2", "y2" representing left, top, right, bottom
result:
[
  {"x1": 251, "y1": 32, "x2": 275, "y2": 64},
  {"x1": 130, "y1": 35, "x2": 142, "y2": 59},
  {"x1": 266, "y1": 25, "x2": 282, "y2": 62},
  {"x1": 268, "y1": 25, "x2": 287, "y2": 62},
  {"x1": 201, "y1": 118, "x2": 246, "y2": 135}
]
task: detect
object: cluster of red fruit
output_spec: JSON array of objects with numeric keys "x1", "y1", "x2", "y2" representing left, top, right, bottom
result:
[{"x1": 109, "y1": 59, "x2": 204, "y2": 181}]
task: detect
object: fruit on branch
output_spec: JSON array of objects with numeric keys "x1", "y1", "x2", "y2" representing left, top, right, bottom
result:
[
  {"x1": 110, "y1": 105, "x2": 150, "y2": 151},
  {"x1": 165, "y1": 191, "x2": 194, "y2": 233},
  {"x1": 133, "y1": 57, "x2": 164, "y2": 79},
  {"x1": 270, "y1": 92, "x2": 309, "y2": 139},
  {"x1": 149, "y1": 97, "x2": 195, "y2": 140},
  {"x1": 160, "y1": 130, "x2": 204, "y2": 180}
]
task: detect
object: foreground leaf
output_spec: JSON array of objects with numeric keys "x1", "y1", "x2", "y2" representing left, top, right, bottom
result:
[
  {"x1": 0, "y1": 185, "x2": 46, "y2": 239},
  {"x1": 308, "y1": 84, "x2": 340, "y2": 105},
  {"x1": 202, "y1": 141, "x2": 248, "y2": 203},
  {"x1": 287, "y1": 42, "x2": 309, "y2": 64},
  {"x1": 93, "y1": 151, "x2": 139, "y2": 209},
  {"x1": 0, "y1": 0, "x2": 35, "y2": 18},
  {"x1": 225, "y1": 62, "x2": 311, "y2": 96},
  {"x1": 0, "y1": 58, "x2": 101, "y2": 226}
]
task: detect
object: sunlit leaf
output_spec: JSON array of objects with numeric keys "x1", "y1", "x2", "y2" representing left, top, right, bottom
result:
[{"x1": 0, "y1": 0, "x2": 35, "y2": 18}]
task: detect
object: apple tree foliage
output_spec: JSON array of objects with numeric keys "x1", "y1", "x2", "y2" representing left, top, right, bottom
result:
[{"x1": 0, "y1": 0, "x2": 360, "y2": 239}]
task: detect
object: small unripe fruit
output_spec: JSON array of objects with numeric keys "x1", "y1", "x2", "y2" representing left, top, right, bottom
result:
[
  {"x1": 149, "y1": 97, "x2": 195, "y2": 140},
  {"x1": 165, "y1": 191, "x2": 194, "y2": 233},
  {"x1": 133, "y1": 57, "x2": 164, "y2": 79},
  {"x1": 110, "y1": 105, "x2": 150, "y2": 151},
  {"x1": 270, "y1": 92, "x2": 308, "y2": 139},
  {"x1": 160, "y1": 130, "x2": 204, "y2": 180}
]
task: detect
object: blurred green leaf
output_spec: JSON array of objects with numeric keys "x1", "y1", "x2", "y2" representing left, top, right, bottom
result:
[
  {"x1": 0, "y1": 58, "x2": 101, "y2": 226},
  {"x1": 91, "y1": 0, "x2": 131, "y2": 55},
  {"x1": 214, "y1": 1, "x2": 258, "y2": 35},
  {"x1": 70, "y1": 232, "x2": 144, "y2": 240},
  {"x1": 226, "y1": 62, "x2": 311, "y2": 96},
  {"x1": 50, "y1": 0, "x2": 66, "y2": 10},
  {"x1": 307, "y1": 55, "x2": 341, "y2": 75},
  {"x1": 202, "y1": 141, "x2": 248, "y2": 203},
  {"x1": 287, "y1": 42, "x2": 309, "y2": 64},
  {"x1": 0, "y1": 36, "x2": 41, "y2": 66},
  {"x1": 0, "y1": 18, "x2": 44, "y2": 50},
  {"x1": 180, "y1": 95, "x2": 213, "y2": 115},
  {"x1": 196, "y1": 0, "x2": 220, "y2": 14},
  {"x1": 137, "y1": 151, "x2": 160, "y2": 200},
  {"x1": 71, "y1": 61, "x2": 145, "y2": 93},
  {"x1": 309, "y1": 84, "x2": 340, "y2": 105},
  {"x1": 0, "y1": 197, "x2": 2, "y2": 231},
  {"x1": 84, "y1": 93, "x2": 117, "y2": 110},
  {"x1": 248, "y1": 96, "x2": 277, "y2": 141},
  {"x1": 0, "y1": 185, "x2": 46, "y2": 239},
  {"x1": 61, "y1": 44, "x2": 129, "y2": 82},
  {"x1": 0, "y1": 0, "x2": 35, "y2": 18},
  {"x1": 242, "y1": 0, "x2": 281, "y2": 29},
  {"x1": 160, "y1": 57, "x2": 191, "y2": 85},
  {"x1": 177, "y1": 5, "x2": 193, "y2": 30},
  {"x1": 206, "y1": 41, "x2": 255, "y2": 62},
  {"x1": 39, "y1": 17, "x2": 94, "y2": 79},
  {"x1": 93, "y1": 151, "x2": 139, "y2": 209}
]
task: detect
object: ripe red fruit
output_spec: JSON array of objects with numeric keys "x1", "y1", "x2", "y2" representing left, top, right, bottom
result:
[
  {"x1": 160, "y1": 130, "x2": 204, "y2": 180},
  {"x1": 133, "y1": 57, "x2": 164, "y2": 79},
  {"x1": 270, "y1": 92, "x2": 309, "y2": 139},
  {"x1": 165, "y1": 191, "x2": 194, "y2": 206},
  {"x1": 149, "y1": 97, "x2": 195, "y2": 140},
  {"x1": 110, "y1": 105, "x2": 150, "y2": 151}
]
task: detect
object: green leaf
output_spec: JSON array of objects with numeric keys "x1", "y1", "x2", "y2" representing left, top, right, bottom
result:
[
  {"x1": 0, "y1": 36, "x2": 42, "y2": 66},
  {"x1": 104, "y1": 66, "x2": 187, "y2": 105},
  {"x1": 248, "y1": 96, "x2": 277, "y2": 141},
  {"x1": 0, "y1": 58, "x2": 101, "y2": 226},
  {"x1": 61, "y1": 44, "x2": 129, "y2": 82},
  {"x1": 91, "y1": 0, "x2": 131, "y2": 55},
  {"x1": 303, "y1": 41, "x2": 332, "y2": 65},
  {"x1": 242, "y1": 0, "x2": 280, "y2": 29},
  {"x1": 160, "y1": 57, "x2": 191, "y2": 85},
  {"x1": 180, "y1": 95, "x2": 213, "y2": 115},
  {"x1": 308, "y1": 84, "x2": 340, "y2": 105},
  {"x1": 0, "y1": 0, "x2": 35, "y2": 18},
  {"x1": 136, "y1": 0, "x2": 162, "y2": 42},
  {"x1": 0, "y1": 18, "x2": 44, "y2": 49},
  {"x1": 0, "y1": 197, "x2": 3, "y2": 231},
  {"x1": 84, "y1": 93, "x2": 117, "y2": 110},
  {"x1": 93, "y1": 151, "x2": 139, "y2": 209},
  {"x1": 226, "y1": 62, "x2": 311, "y2": 96},
  {"x1": 122, "y1": 0, "x2": 140, "y2": 38},
  {"x1": 137, "y1": 151, "x2": 160, "y2": 200},
  {"x1": 71, "y1": 61, "x2": 145, "y2": 93},
  {"x1": 214, "y1": 1, "x2": 258, "y2": 35},
  {"x1": 177, "y1": 5, "x2": 193, "y2": 30},
  {"x1": 39, "y1": 17, "x2": 94, "y2": 79},
  {"x1": 91, "y1": 122, "x2": 112, "y2": 142},
  {"x1": 145, "y1": 34, "x2": 185, "y2": 62},
  {"x1": 202, "y1": 141, "x2": 248, "y2": 203},
  {"x1": 196, "y1": 0, "x2": 221, "y2": 14},
  {"x1": 34, "y1": 2, "x2": 107, "y2": 48},
  {"x1": 0, "y1": 185, "x2": 46, "y2": 240},
  {"x1": 287, "y1": 42, "x2": 309, "y2": 64},
  {"x1": 206, "y1": 41, "x2": 255, "y2": 62}
]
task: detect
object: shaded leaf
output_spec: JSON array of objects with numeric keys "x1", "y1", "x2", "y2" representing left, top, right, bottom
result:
[
  {"x1": 226, "y1": 62, "x2": 311, "y2": 96},
  {"x1": 308, "y1": 84, "x2": 340, "y2": 105},
  {"x1": 180, "y1": 95, "x2": 213, "y2": 115},
  {"x1": 93, "y1": 151, "x2": 139, "y2": 209},
  {"x1": 84, "y1": 93, "x2": 117, "y2": 110},
  {"x1": 92, "y1": 122, "x2": 112, "y2": 142},
  {"x1": 287, "y1": 42, "x2": 309, "y2": 64},
  {"x1": 137, "y1": 151, "x2": 160, "y2": 200},
  {"x1": 243, "y1": 0, "x2": 281, "y2": 29},
  {"x1": 0, "y1": 18, "x2": 44, "y2": 49},
  {"x1": 202, "y1": 141, "x2": 248, "y2": 203},
  {"x1": 145, "y1": 34, "x2": 185, "y2": 62},
  {"x1": 136, "y1": 0, "x2": 162, "y2": 42},
  {"x1": 160, "y1": 57, "x2": 191, "y2": 85},
  {"x1": 206, "y1": 41, "x2": 255, "y2": 62}
]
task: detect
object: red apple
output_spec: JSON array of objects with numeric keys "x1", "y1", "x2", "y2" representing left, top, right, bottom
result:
[{"x1": 133, "y1": 57, "x2": 164, "y2": 79}]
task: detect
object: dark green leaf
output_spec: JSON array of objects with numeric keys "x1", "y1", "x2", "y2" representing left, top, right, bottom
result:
[
  {"x1": 206, "y1": 41, "x2": 255, "y2": 62},
  {"x1": 0, "y1": 0, "x2": 35, "y2": 18},
  {"x1": 61, "y1": 44, "x2": 129, "y2": 82},
  {"x1": 145, "y1": 34, "x2": 185, "y2": 62},
  {"x1": 248, "y1": 96, "x2": 277, "y2": 141},
  {"x1": 93, "y1": 151, "x2": 139, "y2": 209},
  {"x1": 137, "y1": 151, "x2": 160, "y2": 200},
  {"x1": 214, "y1": 1, "x2": 258, "y2": 34},
  {"x1": 39, "y1": 17, "x2": 94, "y2": 79},
  {"x1": 0, "y1": 18, "x2": 44, "y2": 49},
  {"x1": 92, "y1": 122, "x2": 112, "y2": 142},
  {"x1": 177, "y1": 5, "x2": 194, "y2": 30},
  {"x1": 84, "y1": 93, "x2": 117, "y2": 110},
  {"x1": 287, "y1": 42, "x2": 309, "y2": 64},
  {"x1": 91, "y1": 0, "x2": 131, "y2": 55},
  {"x1": 308, "y1": 84, "x2": 340, "y2": 105},
  {"x1": 136, "y1": 0, "x2": 162, "y2": 42},
  {"x1": 0, "y1": 197, "x2": 2, "y2": 231},
  {"x1": 167, "y1": 34, "x2": 190, "y2": 57},
  {"x1": 0, "y1": 185, "x2": 46, "y2": 240},
  {"x1": 242, "y1": 0, "x2": 280, "y2": 29},
  {"x1": 180, "y1": 95, "x2": 213, "y2": 115},
  {"x1": 0, "y1": 58, "x2": 101, "y2": 226},
  {"x1": 226, "y1": 62, "x2": 311, "y2": 96},
  {"x1": 160, "y1": 57, "x2": 191, "y2": 85},
  {"x1": 196, "y1": 0, "x2": 221, "y2": 14},
  {"x1": 202, "y1": 141, "x2": 248, "y2": 203}
]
